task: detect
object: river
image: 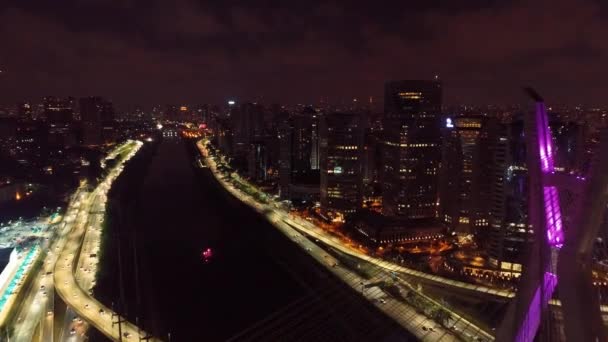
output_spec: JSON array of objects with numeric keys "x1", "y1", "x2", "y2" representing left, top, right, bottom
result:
[{"x1": 91, "y1": 135, "x2": 412, "y2": 341}]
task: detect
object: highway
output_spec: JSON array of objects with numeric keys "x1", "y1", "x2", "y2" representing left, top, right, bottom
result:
[
  {"x1": 5, "y1": 140, "x2": 156, "y2": 342},
  {"x1": 53, "y1": 140, "x2": 161, "y2": 342},
  {"x1": 198, "y1": 140, "x2": 493, "y2": 341},
  {"x1": 9, "y1": 187, "x2": 88, "y2": 342}
]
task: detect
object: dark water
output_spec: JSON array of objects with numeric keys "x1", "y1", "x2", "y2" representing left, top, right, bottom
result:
[
  {"x1": 93, "y1": 137, "x2": 413, "y2": 342},
  {"x1": 94, "y1": 138, "x2": 306, "y2": 341}
]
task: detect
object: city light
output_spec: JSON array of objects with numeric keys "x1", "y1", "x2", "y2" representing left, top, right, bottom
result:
[
  {"x1": 2, "y1": 10, "x2": 605, "y2": 338},
  {"x1": 446, "y1": 118, "x2": 454, "y2": 128}
]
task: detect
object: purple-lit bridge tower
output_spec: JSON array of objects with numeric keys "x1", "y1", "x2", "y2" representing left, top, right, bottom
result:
[{"x1": 497, "y1": 89, "x2": 608, "y2": 341}]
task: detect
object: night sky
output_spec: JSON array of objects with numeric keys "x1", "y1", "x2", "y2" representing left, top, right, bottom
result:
[{"x1": 1, "y1": 0, "x2": 606, "y2": 107}]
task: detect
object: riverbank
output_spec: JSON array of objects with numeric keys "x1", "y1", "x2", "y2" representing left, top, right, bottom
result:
[{"x1": 196, "y1": 139, "x2": 500, "y2": 341}]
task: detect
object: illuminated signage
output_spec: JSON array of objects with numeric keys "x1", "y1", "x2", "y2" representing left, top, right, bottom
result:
[
  {"x1": 228, "y1": 100, "x2": 236, "y2": 106},
  {"x1": 180, "y1": 106, "x2": 188, "y2": 111},
  {"x1": 446, "y1": 118, "x2": 454, "y2": 128},
  {"x1": 333, "y1": 166, "x2": 343, "y2": 174}
]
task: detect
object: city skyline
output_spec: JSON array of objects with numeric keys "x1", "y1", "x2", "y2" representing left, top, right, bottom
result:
[
  {"x1": 2, "y1": 0, "x2": 608, "y2": 106},
  {"x1": 2, "y1": 1, "x2": 608, "y2": 341}
]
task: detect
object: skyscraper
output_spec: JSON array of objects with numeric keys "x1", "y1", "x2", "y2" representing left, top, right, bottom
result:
[
  {"x1": 80, "y1": 97, "x2": 105, "y2": 145},
  {"x1": 80, "y1": 97, "x2": 115, "y2": 146},
  {"x1": 310, "y1": 109, "x2": 320, "y2": 170},
  {"x1": 320, "y1": 112, "x2": 364, "y2": 216},
  {"x1": 487, "y1": 120, "x2": 530, "y2": 272},
  {"x1": 291, "y1": 113, "x2": 313, "y2": 175},
  {"x1": 439, "y1": 116, "x2": 493, "y2": 234},
  {"x1": 381, "y1": 80, "x2": 442, "y2": 220},
  {"x1": 44, "y1": 96, "x2": 74, "y2": 124},
  {"x1": 277, "y1": 114, "x2": 292, "y2": 199},
  {"x1": 44, "y1": 96, "x2": 75, "y2": 148},
  {"x1": 231, "y1": 103, "x2": 265, "y2": 153}
]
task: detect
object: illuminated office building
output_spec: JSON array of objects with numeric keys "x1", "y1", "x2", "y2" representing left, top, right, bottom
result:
[
  {"x1": 381, "y1": 80, "x2": 442, "y2": 220},
  {"x1": 320, "y1": 112, "x2": 364, "y2": 216},
  {"x1": 488, "y1": 120, "x2": 530, "y2": 272},
  {"x1": 44, "y1": 96, "x2": 75, "y2": 148},
  {"x1": 439, "y1": 116, "x2": 493, "y2": 234}
]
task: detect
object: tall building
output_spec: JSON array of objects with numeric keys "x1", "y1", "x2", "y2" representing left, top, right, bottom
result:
[
  {"x1": 44, "y1": 96, "x2": 75, "y2": 148},
  {"x1": 381, "y1": 80, "x2": 442, "y2": 220},
  {"x1": 100, "y1": 99, "x2": 116, "y2": 142},
  {"x1": 80, "y1": 97, "x2": 115, "y2": 145},
  {"x1": 439, "y1": 116, "x2": 493, "y2": 234},
  {"x1": 488, "y1": 117, "x2": 588, "y2": 272},
  {"x1": 487, "y1": 120, "x2": 530, "y2": 272},
  {"x1": 549, "y1": 120, "x2": 586, "y2": 174},
  {"x1": 17, "y1": 102, "x2": 33, "y2": 121},
  {"x1": 247, "y1": 141, "x2": 268, "y2": 181},
  {"x1": 320, "y1": 112, "x2": 364, "y2": 216},
  {"x1": 309, "y1": 108, "x2": 320, "y2": 170},
  {"x1": 44, "y1": 96, "x2": 74, "y2": 124},
  {"x1": 291, "y1": 114, "x2": 313, "y2": 175},
  {"x1": 231, "y1": 103, "x2": 265, "y2": 153},
  {"x1": 80, "y1": 96, "x2": 103, "y2": 145},
  {"x1": 277, "y1": 114, "x2": 292, "y2": 199}
]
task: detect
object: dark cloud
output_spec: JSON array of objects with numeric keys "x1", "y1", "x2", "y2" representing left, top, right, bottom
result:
[{"x1": 0, "y1": 0, "x2": 607, "y2": 107}]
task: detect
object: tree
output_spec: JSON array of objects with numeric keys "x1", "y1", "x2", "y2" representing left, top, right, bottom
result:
[{"x1": 433, "y1": 307, "x2": 452, "y2": 326}]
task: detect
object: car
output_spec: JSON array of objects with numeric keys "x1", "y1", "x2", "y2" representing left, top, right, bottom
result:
[
  {"x1": 72, "y1": 317, "x2": 78, "y2": 322},
  {"x1": 70, "y1": 328, "x2": 76, "y2": 335},
  {"x1": 305, "y1": 247, "x2": 312, "y2": 251},
  {"x1": 85, "y1": 304, "x2": 90, "y2": 309},
  {"x1": 99, "y1": 309, "x2": 105, "y2": 316},
  {"x1": 40, "y1": 285, "x2": 45, "y2": 290},
  {"x1": 42, "y1": 291, "x2": 47, "y2": 296},
  {"x1": 379, "y1": 299, "x2": 387, "y2": 304},
  {"x1": 46, "y1": 311, "x2": 53, "y2": 316},
  {"x1": 123, "y1": 332, "x2": 132, "y2": 339},
  {"x1": 422, "y1": 326, "x2": 428, "y2": 331}
]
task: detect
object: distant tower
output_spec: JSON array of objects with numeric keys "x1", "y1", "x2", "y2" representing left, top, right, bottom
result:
[
  {"x1": 277, "y1": 114, "x2": 292, "y2": 199},
  {"x1": 44, "y1": 96, "x2": 75, "y2": 148},
  {"x1": 80, "y1": 96, "x2": 104, "y2": 146},
  {"x1": 310, "y1": 111, "x2": 320, "y2": 170}
]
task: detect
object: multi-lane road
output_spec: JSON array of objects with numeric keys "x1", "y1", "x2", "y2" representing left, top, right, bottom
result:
[
  {"x1": 9, "y1": 187, "x2": 87, "y2": 342},
  {"x1": 53, "y1": 140, "x2": 160, "y2": 342},
  {"x1": 5, "y1": 140, "x2": 159, "y2": 342},
  {"x1": 198, "y1": 140, "x2": 493, "y2": 342}
]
